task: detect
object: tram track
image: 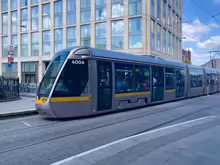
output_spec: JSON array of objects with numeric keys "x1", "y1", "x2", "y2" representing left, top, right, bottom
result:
[
  {"x1": 0, "y1": 102, "x2": 213, "y2": 155},
  {"x1": 0, "y1": 103, "x2": 184, "y2": 136}
]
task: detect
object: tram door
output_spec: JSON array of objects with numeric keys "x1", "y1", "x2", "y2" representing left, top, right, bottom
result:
[
  {"x1": 151, "y1": 66, "x2": 164, "y2": 102},
  {"x1": 176, "y1": 70, "x2": 185, "y2": 98},
  {"x1": 97, "y1": 61, "x2": 112, "y2": 111}
]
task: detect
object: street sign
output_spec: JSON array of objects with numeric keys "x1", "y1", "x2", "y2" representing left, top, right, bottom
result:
[
  {"x1": 8, "y1": 45, "x2": 14, "y2": 64},
  {"x1": 8, "y1": 63, "x2": 12, "y2": 68}
]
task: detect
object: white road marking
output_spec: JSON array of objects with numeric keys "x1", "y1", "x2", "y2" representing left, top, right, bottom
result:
[
  {"x1": 21, "y1": 121, "x2": 32, "y2": 127},
  {"x1": 51, "y1": 115, "x2": 216, "y2": 165}
]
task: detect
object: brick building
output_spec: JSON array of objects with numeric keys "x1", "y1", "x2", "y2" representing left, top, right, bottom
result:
[{"x1": 182, "y1": 49, "x2": 191, "y2": 64}]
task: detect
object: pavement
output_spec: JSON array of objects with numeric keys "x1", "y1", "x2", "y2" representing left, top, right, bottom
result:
[
  {"x1": 0, "y1": 96, "x2": 37, "y2": 118},
  {"x1": 0, "y1": 93, "x2": 219, "y2": 165}
]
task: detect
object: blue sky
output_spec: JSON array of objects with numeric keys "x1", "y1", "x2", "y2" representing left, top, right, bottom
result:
[{"x1": 182, "y1": 0, "x2": 220, "y2": 65}]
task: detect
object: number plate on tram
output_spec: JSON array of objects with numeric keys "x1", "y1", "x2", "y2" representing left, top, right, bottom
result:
[{"x1": 72, "y1": 60, "x2": 85, "y2": 65}]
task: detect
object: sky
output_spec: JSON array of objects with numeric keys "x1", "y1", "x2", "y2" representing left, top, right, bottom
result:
[{"x1": 182, "y1": 0, "x2": 220, "y2": 65}]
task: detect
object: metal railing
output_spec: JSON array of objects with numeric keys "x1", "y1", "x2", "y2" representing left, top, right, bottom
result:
[{"x1": 0, "y1": 77, "x2": 20, "y2": 101}]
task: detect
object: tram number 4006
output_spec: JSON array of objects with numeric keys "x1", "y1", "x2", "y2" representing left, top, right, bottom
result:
[{"x1": 72, "y1": 60, "x2": 85, "y2": 65}]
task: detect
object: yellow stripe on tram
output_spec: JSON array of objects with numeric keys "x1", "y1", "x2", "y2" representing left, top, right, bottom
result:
[
  {"x1": 191, "y1": 87, "x2": 201, "y2": 90},
  {"x1": 50, "y1": 96, "x2": 92, "y2": 103},
  {"x1": 165, "y1": 89, "x2": 176, "y2": 93},
  {"x1": 115, "y1": 91, "x2": 151, "y2": 98}
]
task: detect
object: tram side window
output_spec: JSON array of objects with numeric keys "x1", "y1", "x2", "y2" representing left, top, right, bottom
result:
[
  {"x1": 115, "y1": 63, "x2": 134, "y2": 93},
  {"x1": 206, "y1": 74, "x2": 210, "y2": 85},
  {"x1": 52, "y1": 59, "x2": 89, "y2": 97},
  {"x1": 135, "y1": 65, "x2": 150, "y2": 92},
  {"x1": 165, "y1": 68, "x2": 175, "y2": 90},
  {"x1": 190, "y1": 69, "x2": 203, "y2": 88}
]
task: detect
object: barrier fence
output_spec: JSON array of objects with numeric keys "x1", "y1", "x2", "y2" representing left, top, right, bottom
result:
[{"x1": 0, "y1": 77, "x2": 20, "y2": 101}]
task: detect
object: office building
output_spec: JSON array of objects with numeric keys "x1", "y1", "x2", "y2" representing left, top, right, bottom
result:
[{"x1": 0, "y1": 0, "x2": 182, "y2": 83}]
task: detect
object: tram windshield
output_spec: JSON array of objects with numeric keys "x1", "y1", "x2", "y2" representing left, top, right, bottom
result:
[{"x1": 38, "y1": 51, "x2": 69, "y2": 98}]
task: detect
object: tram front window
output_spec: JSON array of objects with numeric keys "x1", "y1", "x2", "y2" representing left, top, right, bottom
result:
[
  {"x1": 52, "y1": 59, "x2": 89, "y2": 97},
  {"x1": 38, "y1": 51, "x2": 69, "y2": 98}
]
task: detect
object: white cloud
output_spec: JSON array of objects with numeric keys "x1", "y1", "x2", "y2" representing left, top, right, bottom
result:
[
  {"x1": 209, "y1": 23, "x2": 219, "y2": 28},
  {"x1": 196, "y1": 36, "x2": 220, "y2": 50},
  {"x1": 214, "y1": 0, "x2": 220, "y2": 4},
  {"x1": 186, "y1": 47, "x2": 210, "y2": 65},
  {"x1": 182, "y1": 19, "x2": 210, "y2": 43}
]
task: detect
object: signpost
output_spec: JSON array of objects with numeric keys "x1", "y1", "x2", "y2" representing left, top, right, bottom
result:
[{"x1": 8, "y1": 45, "x2": 14, "y2": 78}]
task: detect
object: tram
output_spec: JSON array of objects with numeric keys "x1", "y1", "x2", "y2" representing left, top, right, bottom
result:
[{"x1": 36, "y1": 46, "x2": 220, "y2": 118}]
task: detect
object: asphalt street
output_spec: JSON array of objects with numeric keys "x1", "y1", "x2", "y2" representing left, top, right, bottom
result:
[{"x1": 0, "y1": 94, "x2": 220, "y2": 165}]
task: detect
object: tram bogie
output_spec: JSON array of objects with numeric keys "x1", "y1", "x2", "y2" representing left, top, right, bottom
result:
[{"x1": 36, "y1": 46, "x2": 220, "y2": 118}]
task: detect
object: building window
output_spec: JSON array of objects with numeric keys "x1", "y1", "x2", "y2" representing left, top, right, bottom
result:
[
  {"x1": 12, "y1": 35, "x2": 18, "y2": 57},
  {"x1": 129, "y1": 0, "x2": 142, "y2": 16},
  {"x1": 43, "y1": 30, "x2": 50, "y2": 55},
  {"x1": 129, "y1": 17, "x2": 142, "y2": 48},
  {"x1": 81, "y1": 0, "x2": 91, "y2": 23},
  {"x1": 112, "y1": 20, "x2": 124, "y2": 50},
  {"x1": 11, "y1": 0, "x2": 18, "y2": 9},
  {"x1": 11, "y1": 11, "x2": 18, "y2": 34},
  {"x1": 2, "y1": 13, "x2": 8, "y2": 35},
  {"x1": 81, "y1": 24, "x2": 91, "y2": 46},
  {"x1": 176, "y1": 37, "x2": 178, "y2": 58},
  {"x1": 67, "y1": 27, "x2": 76, "y2": 47},
  {"x1": 157, "y1": 0, "x2": 161, "y2": 21},
  {"x1": 172, "y1": 11, "x2": 175, "y2": 31},
  {"x1": 168, "y1": 32, "x2": 171, "y2": 55},
  {"x1": 172, "y1": 35, "x2": 175, "y2": 56},
  {"x1": 31, "y1": 32, "x2": 39, "y2": 56},
  {"x1": 151, "y1": 19, "x2": 155, "y2": 50},
  {"x1": 172, "y1": 0, "x2": 175, "y2": 9},
  {"x1": 96, "y1": 0, "x2": 106, "y2": 20},
  {"x1": 21, "y1": 0, "x2": 28, "y2": 7},
  {"x1": 21, "y1": 8, "x2": 28, "y2": 32},
  {"x1": 54, "y1": 0, "x2": 63, "y2": 27},
  {"x1": 21, "y1": 34, "x2": 28, "y2": 57},
  {"x1": 67, "y1": 0, "x2": 76, "y2": 25},
  {"x1": 112, "y1": 0, "x2": 124, "y2": 18},
  {"x1": 163, "y1": 28, "x2": 166, "y2": 54},
  {"x1": 2, "y1": 63, "x2": 18, "y2": 78},
  {"x1": 21, "y1": 62, "x2": 37, "y2": 84},
  {"x1": 96, "y1": 22, "x2": 106, "y2": 49},
  {"x1": 157, "y1": 24, "x2": 161, "y2": 52},
  {"x1": 2, "y1": 37, "x2": 8, "y2": 58},
  {"x1": 2, "y1": 0, "x2": 8, "y2": 12},
  {"x1": 54, "y1": 29, "x2": 63, "y2": 53},
  {"x1": 176, "y1": 15, "x2": 178, "y2": 34},
  {"x1": 42, "y1": 4, "x2": 50, "y2": 29},
  {"x1": 31, "y1": 6, "x2": 39, "y2": 30},
  {"x1": 31, "y1": 0, "x2": 39, "y2": 5},
  {"x1": 163, "y1": 0, "x2": 166, "y2": 25},
  {"x1": 151, "y1": 0, "x2": 155, "y2": 17},
  {"x1": 176, "y1": 0, "x2": 179, "y2": 13},
  {"x1": 168, "y1": 6, "x2": 171, "y2": 28}
]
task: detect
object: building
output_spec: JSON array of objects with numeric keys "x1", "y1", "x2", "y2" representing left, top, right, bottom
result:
[
  {"x1": 0, "y1": 0, "x2": 182, "y2": 84},
  {"x1": 182, "y1": 49, "x2": 191, "y2": 64},
  {"x1": 202, "y1": 59, "x2": 220, "y2": 69}
]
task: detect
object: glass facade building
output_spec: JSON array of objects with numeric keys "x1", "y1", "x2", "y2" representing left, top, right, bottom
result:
[{"x1": 0, "y1": 0, "x2": 182, "y2": 84}]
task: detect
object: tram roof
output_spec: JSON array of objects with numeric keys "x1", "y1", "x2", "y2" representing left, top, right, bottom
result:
[
  {"x1": 61, "y1": 46, "x2": 206, "y2": 69},
  {"x1": 88, "y1": 47, "x2": 186, "y2": 68}
]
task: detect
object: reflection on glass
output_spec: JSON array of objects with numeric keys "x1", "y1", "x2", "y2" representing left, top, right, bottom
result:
[
  {"x1": 112, "y1": 20, "x2": 124, "y2": 50},
  {"x1": 129, "y1": 18, "x2": 142, "y2": 48}
]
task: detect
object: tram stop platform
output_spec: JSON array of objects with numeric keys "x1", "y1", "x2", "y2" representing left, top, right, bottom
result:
[
  {"x1": 0, "y1": 97, "x2": 37, "y2": 118},
  {"x1": 52, "y1": 93, "x2": 220, "y2": 165}
]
